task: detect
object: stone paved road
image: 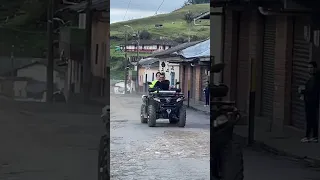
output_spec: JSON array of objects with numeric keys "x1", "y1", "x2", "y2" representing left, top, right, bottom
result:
[
  {"x1": 0, "y1": 100, "x2": 104, "y2": 180},
  {"x1": 110, "y1": 94, "x2": 210, "y2": 180},
  {"x1": 111, "y1": 94, "x2": 320, "y2": 180}
]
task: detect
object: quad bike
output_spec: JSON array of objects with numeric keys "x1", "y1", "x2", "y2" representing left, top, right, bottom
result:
[
  {"x1": 211, "y1": 63, "x2": 244, "y2": 180},
  {"x1": 140, "y1": 83, "x2": 186, "y2": 127},
  {"x1": 98, "y1": 105, "x2": 110, "y2": 180}
]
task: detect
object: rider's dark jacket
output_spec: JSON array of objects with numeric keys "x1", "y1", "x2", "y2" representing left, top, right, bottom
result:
[{"x1": 154, "y1": 80, "x2": 170, "y2": 90}]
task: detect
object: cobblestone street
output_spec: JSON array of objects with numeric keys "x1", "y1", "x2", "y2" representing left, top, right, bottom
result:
[{"x1": 110, "y1": 94, "x2": 210, "y2": 180}]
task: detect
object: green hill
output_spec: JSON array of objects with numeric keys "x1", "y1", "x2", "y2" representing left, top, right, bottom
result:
[{"x1": 110, "y1": 3, "x2": 210, "y2": 79}]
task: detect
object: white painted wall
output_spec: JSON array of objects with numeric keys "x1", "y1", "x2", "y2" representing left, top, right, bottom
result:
[
  {"x1": 13, "y1": 81, "x2": 27, "y2": 97},
  {"x1": 158, "y1": 59, "x2": 180, "y2": 86},
  {"x1": 143, "y1": 67, "x2": 159, "y2": 83},
  {"x1": 16, "y1": 64, "x2": 65, "y2": 90}
]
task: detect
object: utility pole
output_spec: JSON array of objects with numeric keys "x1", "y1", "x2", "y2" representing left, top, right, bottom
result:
[
  {"x1": 46, "y1": 0, "x2": 54, "y2": 103},
  {"x1": 136, "y1": 31, "x2": 140, "y2": 94},
  {"x1": 11, "y1": 45, "x2": 14, "y2": 98},
  {"x1": 124, "y1": 30, "x2": 128, "y2": 94},
  {"x1": 83, "y1": 0, "x2": 92, "y2": 102}
]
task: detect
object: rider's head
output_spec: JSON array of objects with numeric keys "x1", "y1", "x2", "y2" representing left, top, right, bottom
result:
[
  {"x1": 159, "y1": 72, "x2": 165, "y2": 82},
  {"x1": 155, "y1": 72, "x2": 161, "y2": 80}
]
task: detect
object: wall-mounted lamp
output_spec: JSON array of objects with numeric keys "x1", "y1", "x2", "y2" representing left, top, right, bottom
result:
[
  {"x1": 304, "y1": 25, "x2": 311, "y2": 42},
  {"x1": 313, "y1": 30, "x2": 320, "y2": 47}
]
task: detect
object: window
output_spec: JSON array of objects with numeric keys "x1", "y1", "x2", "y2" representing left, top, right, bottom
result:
[{"x1": 95, "y1": 44, "x2": 99, "y2": 64}]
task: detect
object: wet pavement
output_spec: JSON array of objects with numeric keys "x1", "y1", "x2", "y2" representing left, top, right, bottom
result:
[
  {"x1": 0, "y1": 100, "x2": 104, "y2": 180},
  {"x1": 110, "y1": 94, "x2": 210, "y2": 180}
]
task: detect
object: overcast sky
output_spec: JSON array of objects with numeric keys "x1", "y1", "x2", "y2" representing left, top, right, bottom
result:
[{"x1": 110, "y1": 0, "x2": 186, "y2": 23}]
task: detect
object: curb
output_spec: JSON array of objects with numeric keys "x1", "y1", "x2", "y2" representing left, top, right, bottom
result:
[
  {"x1": 233, "y1": 133, "x2": 320, "y2": 168},
  {"x1": 184, "y1": 103, "x2": 210, "y2": 115}
]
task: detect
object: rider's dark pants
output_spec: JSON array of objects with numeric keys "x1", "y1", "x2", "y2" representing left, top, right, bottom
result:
[
  {"x1": 205, "y1": 94, "x2": 209, "y2": 105},
  {"x1": 305, "y1": 103, "x2": 319, "y2": 138}
]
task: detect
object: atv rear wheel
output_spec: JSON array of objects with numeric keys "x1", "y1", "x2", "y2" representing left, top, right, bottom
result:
[
  {"x1": 147, "y1": 105, "x2": 157, "y2": 127},
  {"x1": 140, "y1": 105, "x2": 147, "y2": 123},
  {"x1": 220, "y1": 141, "x2": 244, "y2": 180},
  {"x1": 177, "y1": 105, "x2": 186, "y2": 127},
  {"x1": 98, "y1": 135, "x2": 109, "y2": 180}
]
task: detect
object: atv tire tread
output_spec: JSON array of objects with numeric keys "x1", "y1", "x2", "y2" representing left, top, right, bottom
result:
[
  {"x1": 98, "y1": 135, "x2": 110, "y2": 180},
  {"x1": 220, "y1": 141, "x2": 244, "y2": 180},
  {"x1": 178, "y1": 105, "x2": 186, "y2": 127},
  {"x1": 148, "y1": 105, "x2": 157, "y2": 127},
  {"x1": 140, "y1": 105, "x2": 147, "y2": 123}
]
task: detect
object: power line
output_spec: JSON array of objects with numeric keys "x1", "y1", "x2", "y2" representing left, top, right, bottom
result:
[
  {"x1": 155, "y1": 0, "x2": 165, "y2": 15},
  {"x1": 123, "y1": 0, "x2": 132, "y2": 21}
]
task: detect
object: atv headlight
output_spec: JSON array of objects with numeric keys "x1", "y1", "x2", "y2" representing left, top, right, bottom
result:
[
  {"x1": 153, "y1": 98, "x2": 161, "y2": 102},
  {"x1": 176, "y1": 97, "x2": 184, "y2": 102},
  {"x1": 213, "y1": 115, "x2": 228, "y2": 127}
]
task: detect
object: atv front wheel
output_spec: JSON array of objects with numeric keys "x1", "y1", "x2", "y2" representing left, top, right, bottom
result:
[
  {"x1": 140, "y1": 105, "x2": 147, "y2": 123},
  {"x1": 147, "y1": 105, "x2": 157, "y2": 127},
  {"x1": 177, "y1": 105, "x2": 186, "y2": 127},
  {"x1": 220, "y1": 141, "x2": 244, "y2": 180},
  {"x1": 169, "y1": 117, "x2": 178, "y2": 124},
  {"x1": 98, "y1": 135, "x2": 109, "y2": 180}
]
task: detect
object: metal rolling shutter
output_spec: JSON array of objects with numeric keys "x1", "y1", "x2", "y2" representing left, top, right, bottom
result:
[
  {"x1": 261, "y1": 17, "x2": 276, "y2": 118},
  {"x1": 291, "y1": 18, "x2": 311, "y2": 129}
]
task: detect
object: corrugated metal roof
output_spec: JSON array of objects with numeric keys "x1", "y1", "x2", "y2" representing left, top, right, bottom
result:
[
  {"x1": 148, "y1": 40, "x2": 204, "y2": 58},
  {"x1": 138, "y1": 58, "x2": 159, "y2": 66},
  {"x1": 61, "y1": 0, "x2": 109, "y2": 13},
  {"x1": 194, "y1": 11, "x2": 210, "y2": 20},
  {"x1": 179, "y1": 39, "x2": 210, "y2": 59}
]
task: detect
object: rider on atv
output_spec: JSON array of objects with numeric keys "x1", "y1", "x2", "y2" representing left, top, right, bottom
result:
[{"x1": 153, "y1": 72, "x2": 170, "y2": 90}]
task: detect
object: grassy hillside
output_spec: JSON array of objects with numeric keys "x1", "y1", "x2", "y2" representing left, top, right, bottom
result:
[{"x1": 110, "y1": 3, "x2": 210, "y2": 79}]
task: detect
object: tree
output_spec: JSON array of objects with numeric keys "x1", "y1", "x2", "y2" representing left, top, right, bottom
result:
[
  {"x1": 139, "y1": 30, "x2": 151, "y2": 40},
  {"x1": 184, "y1": 11, "x2": 194, "y2": 24}
]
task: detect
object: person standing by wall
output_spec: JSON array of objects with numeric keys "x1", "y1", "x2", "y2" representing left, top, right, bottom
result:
[
  {"x1": 203, "y1": 81, "x2": 210, "y2": 107},
  {"x1": 299, "y1": 61, "x2": 320, "y2": 143}
]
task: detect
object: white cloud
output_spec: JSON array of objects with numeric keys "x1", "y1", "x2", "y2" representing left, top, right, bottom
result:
[{"x1": 110, "y1": 8, "x2": 167, "y2": 24}]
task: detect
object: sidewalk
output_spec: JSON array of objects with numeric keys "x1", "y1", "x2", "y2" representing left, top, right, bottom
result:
[
  {"x1": 234, "y1": 117, "x2": 320, "y2": 167},
  {"x1": 184, "y1": 100, "x2": 210, "y2": 115}
]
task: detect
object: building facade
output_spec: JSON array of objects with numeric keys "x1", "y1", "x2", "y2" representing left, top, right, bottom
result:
[
  {"x1": 121, "y1": 40, "x2": 178, "y2": 53},
  {"x1": 212, "y1": 0, "x2": 320, "y2": 131}
]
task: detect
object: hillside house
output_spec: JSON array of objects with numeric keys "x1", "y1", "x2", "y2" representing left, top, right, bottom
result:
[
  {"x1": 120, "y1": 39, "x2": 178, "y2": 53},
  {"x1": 0, "y1": 60, "x2": 65, "y2": 100}
]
